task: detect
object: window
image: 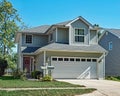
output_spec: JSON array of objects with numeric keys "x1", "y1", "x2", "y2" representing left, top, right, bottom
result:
[
  {"x1": 109, "y1": 42, "x2": 113, "y2": 50},
  {"x1": 70, "y1": 58, "x2": 74, "y2": 61},
  {"x1": 26, "y1": 35, "x2": 32, "y2": 43},
  {"x1": 58, "y1": 58, "x2": 63, "y2": 61},
  {"x1": 81, "y1": 59, "x2": 86, "y2": 62},
  {"x1": 87, "y1": 59, "x2": 91, "y2": 62},
  {"x1": 76, "y1": 58, "x2": 80, "y2": 62},
  {"x1": 64, "y1": 58, "x2": 69, "y2": 61},
  {"x1": 50, "y1": 33, "x2": 53, "y2": 41},
  {"x1": 52, "y1": 58, "x2": 57, "y2": 61},
  {"x1": 75, "y1": 29, "x2": 84, "y2": 42},
  {"x1": 92, "y1": 59, "x2": 97, "y2": 62}
]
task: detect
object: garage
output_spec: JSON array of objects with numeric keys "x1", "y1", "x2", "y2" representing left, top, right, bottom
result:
[{"x1": 51, "y1": 57, "x2": 97, "y2": 79}]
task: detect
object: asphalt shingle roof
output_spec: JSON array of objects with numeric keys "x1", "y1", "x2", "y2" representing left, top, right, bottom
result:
[
  {"x1": 106, "y1": 29, "x2": 120, "y2": 38},
  {"x1": 55, "y1": 20, "x2": 72, "y2": 25},
  {"x1": 39, "y1": 43, "x2": 106, "y2": 53},
  {"x1": 22, "y1": 47, "x2": 40, "y2": 53},
  {"x1": 21, "y1": 25, "x2": 51, "y2": 34}
]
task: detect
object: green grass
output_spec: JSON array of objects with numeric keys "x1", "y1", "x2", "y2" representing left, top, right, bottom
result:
[
  {"x1": 0, "y1": 89, "x2": 96, "y2": 96},
  {"x1": 0, "y1": 76, "x2": 84, "y2": 88},
  {"x1": 106, "y1": 76, "x2": 120, "y2": 81}
]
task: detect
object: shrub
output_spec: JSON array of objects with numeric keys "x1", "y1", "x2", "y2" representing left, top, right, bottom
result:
[
  {"x1": 42, "y1": 75, "x2": 52, "y2": 81},
  {"x1": 12, "y1": 69, "x2": 22, "y2": 79},
  {"x1": 0, "y1": 58, "x2": 8, "y2": 76},
  {"x1": 31, "y1": 71, "x2": 43, "y2": 79}
]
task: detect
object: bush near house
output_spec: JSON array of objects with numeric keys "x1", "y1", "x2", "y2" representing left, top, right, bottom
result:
[
  {"x1": 31, "y1": 71, "x2": 43, "y2": 79},
  {"x1": 0, "y1": 58, "x2": 8, "y2": 76}
]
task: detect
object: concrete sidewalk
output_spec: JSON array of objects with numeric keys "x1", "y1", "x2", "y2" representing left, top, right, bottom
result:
[{"x1": 0, "y1": 87, "x2": 86, "y2": 91}]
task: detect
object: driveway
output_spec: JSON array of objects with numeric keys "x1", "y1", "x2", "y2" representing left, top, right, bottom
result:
[{"x1": 57, "y1": 79, "x2": 120, "y2": 96}]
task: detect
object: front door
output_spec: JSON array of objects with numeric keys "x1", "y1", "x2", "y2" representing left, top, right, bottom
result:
[{"x1": 23, "y1": 57, "x2": 30, "y2": 73}]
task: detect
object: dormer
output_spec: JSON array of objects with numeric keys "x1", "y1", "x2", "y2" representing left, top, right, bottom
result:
[{"x1": 66, "y1": 16, "x2": 98, "y2": 45}]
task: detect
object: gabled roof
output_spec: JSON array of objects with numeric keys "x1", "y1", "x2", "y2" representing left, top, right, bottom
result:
[
  {"x1": 55, "y1": 20, "x2": 72, "y2": 26},
  {"x1": 36, "y1": 43, "x2": 106, "y2": 53},
  {"x1": 105, "y1": 29, "x2": 120, "y2": 38},
  {"x1": 66, "y1": 16, "x2": 93, "y2": 27},
  {"x1": 19, "y1": 16, "x2": 93, "y2": 34},
  {"x1": 20, "y1": 25, "x2": 51, "y2": 34}
]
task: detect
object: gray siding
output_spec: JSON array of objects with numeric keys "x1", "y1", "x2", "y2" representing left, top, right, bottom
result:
[
  {"x1": 57, "y1": 28, "x2": 69, "y2": 44},
  {"x1": 22, "y1": 34, "x2": 48, "y2": 47},
  {"x1": 70, "y1": 19, "x2": 89, "y2": 45},
  {"x1": 99, "y1": 32, "x2": 120, "y2": 76},
  {"x1": 90, "y1": 30, "x2": 97, "y2": 44}
]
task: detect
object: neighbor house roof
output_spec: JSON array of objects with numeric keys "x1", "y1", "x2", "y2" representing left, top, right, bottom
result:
[
  {"x1": 105, "y1": 29, "x2": 120, "y2": 38},
  {"x1": 22, "y1": 47, "x2": 40, "y2": 53},
  {"x1": 36, "y1": 43, "x2": 107, "y2": 53}
]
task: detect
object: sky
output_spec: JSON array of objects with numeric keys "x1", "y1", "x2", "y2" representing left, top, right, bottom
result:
[{"x1": 9, "y1": 0, "x2": 120, "y2": 29}]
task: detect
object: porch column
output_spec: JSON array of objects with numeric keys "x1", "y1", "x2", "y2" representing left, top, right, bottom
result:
[
  {"x1": 97, "y1": 53, "x2": 105, "y2": 80},
  {"x1": 43, "y1": 51, "x2": 46, "y2": 76},
  {"x1": 21, "y1": 54, "x2": 23, "y2": 71}
]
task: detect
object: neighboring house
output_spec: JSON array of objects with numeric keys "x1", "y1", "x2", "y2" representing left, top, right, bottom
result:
[
  {"x1": 15, "y1": 16, "x2": 106, "y2": 79},
  {"x1": 99, "y1": 29, "x2": 120, "y2": 76}
]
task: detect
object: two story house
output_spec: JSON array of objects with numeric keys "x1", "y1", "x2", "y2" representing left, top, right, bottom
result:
[
  {"x1": 15, "y1": 16, "x2": 106, "y2": 79},
  {"x1": 99, "y1": 29, "x2": 120, "y2": 76}
]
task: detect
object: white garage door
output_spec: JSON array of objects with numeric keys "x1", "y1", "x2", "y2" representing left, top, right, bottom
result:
[{"x1": 51, "y1": 57, "x2": 97, "y2": 79}]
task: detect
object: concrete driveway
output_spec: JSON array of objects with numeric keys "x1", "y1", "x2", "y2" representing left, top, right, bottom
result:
[{"x1": 57, "y1": 79, "x2": 120, "y2": 96}]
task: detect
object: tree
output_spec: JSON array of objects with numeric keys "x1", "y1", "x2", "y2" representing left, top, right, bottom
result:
[
  {"x1": 0, "y1": 0, "x2": 21, "y2": 75},
  {"x1": 0, "y1": 0, "x2": 21, "y2": 58}
]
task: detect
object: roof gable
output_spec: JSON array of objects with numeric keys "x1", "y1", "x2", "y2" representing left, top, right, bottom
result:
[
  {"x1": 105, "y1": 29, "x2": 120, "y2": 38},
  {"x1": 66, "y1": 16, "x2": 93, "y2": 28}
]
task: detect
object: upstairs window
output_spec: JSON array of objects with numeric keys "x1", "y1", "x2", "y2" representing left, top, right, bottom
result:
[
  {"x1": 75, "y1": 29, "x2": 85, "y2": 43},
  {"x1": 109, "y1": 42, "x2": 113, "y2": 50},
  {"x1": 50, "y1": 33, "x2": 53, "y2": 41},
  {"x1": 26, "y1": 35, "x2": 32, "y2": 44}
]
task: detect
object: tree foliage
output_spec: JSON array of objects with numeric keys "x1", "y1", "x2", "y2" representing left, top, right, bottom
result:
[
  {"x1": 0, "y1": 0, "x2": 21, "y2": 57},
  {"x1": 0, "y1": 0, "x2": 21, "y2": 74}
]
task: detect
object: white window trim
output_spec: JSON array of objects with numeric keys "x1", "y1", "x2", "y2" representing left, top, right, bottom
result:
[
  {"x1": 74, "y1": 28, "x2": 85, "y2": 43},
  {"x1": 25, "y1": 34, "x2": 33, "y2": 44},
  {"x1": 109, "y1": 41, "x2": 113, "y2": 50}
]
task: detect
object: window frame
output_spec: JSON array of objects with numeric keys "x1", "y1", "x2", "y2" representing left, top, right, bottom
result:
[
  {"x1": 49, "y1": 33, "x2": 53, "y2": 42},
  {"x1": 25, "y1": 34, "x2": 33, "y2": 44},
  {"x1": 74, "y1": 28, "x2": 85, "y2": 43},
  {"x1": 109, "y1": 41, "x2": 113, "y2": 50}
]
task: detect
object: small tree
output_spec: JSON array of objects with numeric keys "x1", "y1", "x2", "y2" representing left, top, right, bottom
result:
[{"x1": 0, "y1": 57, "x2": 8, "y2": 76}]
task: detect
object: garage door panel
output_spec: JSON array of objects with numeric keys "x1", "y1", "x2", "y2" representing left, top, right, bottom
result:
[{"x1": 51, "y1": 58, "x2": 97, "y2": 79}]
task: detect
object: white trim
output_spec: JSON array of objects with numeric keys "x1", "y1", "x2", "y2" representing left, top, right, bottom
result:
[
  {"x1": 56, "y1": 28, "x2": 58, "y2": 42},
  {"x1": 66, "y1": 17, "x2": 92, "y2": 27},
  {"x1": 69, "y1": 26, "x2": 71, "y2": 45},
  {"x1": 108, "y1": 41, "x2": 113, "y2": 50}
]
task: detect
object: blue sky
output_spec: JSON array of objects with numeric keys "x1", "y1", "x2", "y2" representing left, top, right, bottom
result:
[
  {"x1": 9, "y1": 0, "x2": 120, "y2": 52},
  {"x1": 9, "y1": 0, "x2": 120, "y2": 28}
]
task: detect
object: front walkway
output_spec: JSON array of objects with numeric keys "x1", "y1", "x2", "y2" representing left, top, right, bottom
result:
[
  {"x1": 58, "y1": 79, "x2": 120, "y2": 96},
  {"x1": 0, "y1": 87, "x2": 86, "y2": 91}
]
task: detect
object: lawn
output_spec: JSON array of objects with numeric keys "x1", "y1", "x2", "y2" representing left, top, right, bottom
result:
[
  {"x1": 0, "y1": 76, "x2": 84, "y2": 88},
  {"x1": 0, "y1": 76, "x2": 96, "y2": 96},
  {"x1": 0, "y1": 89, "x2": 96, "y2": 96}
]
